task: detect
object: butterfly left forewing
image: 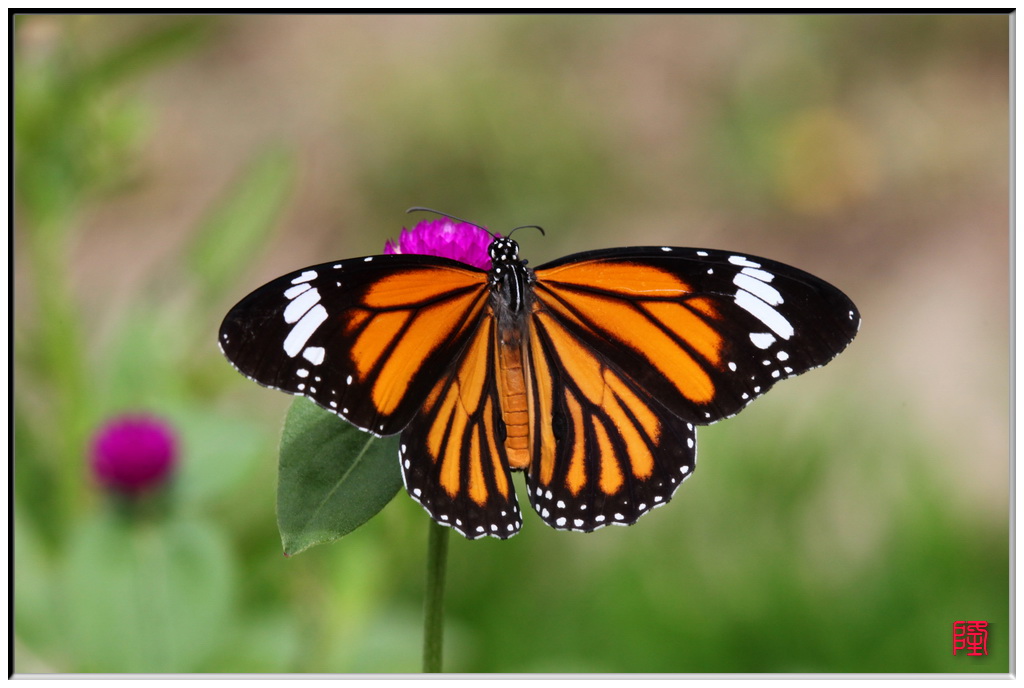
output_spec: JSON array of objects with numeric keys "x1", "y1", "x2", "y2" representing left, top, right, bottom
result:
[{"x1": 219, "y1": 255, "x2": 489, "y2": 435}]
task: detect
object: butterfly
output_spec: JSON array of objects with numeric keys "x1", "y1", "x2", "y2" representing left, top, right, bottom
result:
[{"x1": 219, "y1": 217, "x2": 859, "y2": 540}]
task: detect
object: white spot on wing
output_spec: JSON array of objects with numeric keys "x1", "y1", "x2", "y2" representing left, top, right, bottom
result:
[
  {"x1": 283, "y1": 304, "x2": 328, "y2": 357},
  {"x1": 302, "y1": 346, "x2": 326, "y2": 365},
  {"x1": 284, "y1": 283, "x2": 312, "y2": 300},
  {"x1": 284, "y1": 288, "x2": 320, "y2": 324},
  {"x1": 741, "y1": 266, "x2": 775, "y2": 283},
  {"x1": 750, "y1": 332, "x2": 776, "y2": 349},
  {"x1": 728, "y1": 255, "x2": 761, "y2": 268},
  {"x1": 734, "y1": 272, "x2": 782, "y2": 305},
  {"x1": 291, "y1": 270, "x2": 317, "y2": 285},
  {"x1": 734, "y1": 289, "x2": 794, "y2": 339}
]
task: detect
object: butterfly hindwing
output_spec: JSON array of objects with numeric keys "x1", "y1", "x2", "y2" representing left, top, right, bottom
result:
[
  {"x1": 531, "y1": 246, "x2": 860, "y2": 426},
  {"x1": 400, "y1": 314, "x2": 522, "y2": 539},
  {"x1": 524, "y1": 305, "x2": 698, "y2": 531},
  {"x1": 219, "y1": 254, "x2": 490, "y2": 435}
]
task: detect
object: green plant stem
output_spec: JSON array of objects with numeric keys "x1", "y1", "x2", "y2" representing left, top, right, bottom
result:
[
  {"x1": 27, "y1": 215, "x2": 91, "y2": 530},
  {"x1": 422, "y1": 519, "x2": 450, "y2": 673}
]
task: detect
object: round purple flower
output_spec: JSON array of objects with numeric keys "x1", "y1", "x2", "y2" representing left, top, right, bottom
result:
[
  {"x1": 384, "y1": 218, "x2": 493, "y2": 269},
  {"x1": 90, "y1": 415, "x2": 178, "y2": 495}
]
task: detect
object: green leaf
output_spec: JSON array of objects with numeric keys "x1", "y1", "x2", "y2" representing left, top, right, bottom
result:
[{"x1": 277, "y1": 398, "x2": 402, "y2": 556}]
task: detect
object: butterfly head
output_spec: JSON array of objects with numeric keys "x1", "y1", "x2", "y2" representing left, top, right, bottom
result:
[
  {"x1": 488, "y1": 236, "x2": 521, "y2": 268},
  {"x1": 487, "y1": 223, "x2": 544, "y2": 271}
]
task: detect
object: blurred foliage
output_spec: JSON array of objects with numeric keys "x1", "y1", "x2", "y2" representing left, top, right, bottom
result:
[
  {"x1": 13, "y1": 14, "x2": 1008, "y2": 675},
  {"x1": 15, "y1": 16, "x2": 210, "y2": 228},
  {"x1": 346, "y1": 19, "x2": 618, "y2": 235},
  {"x1": 187, "y1": 146, "x2": 296, "y2": 302},
  {"x1": 704, "y1": 14, "x2": 1006, "y2": 221}
]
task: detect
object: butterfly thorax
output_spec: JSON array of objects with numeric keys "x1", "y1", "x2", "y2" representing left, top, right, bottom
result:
[
  {"x1": 488, "y1": 237, "x2": 532, "y2": 316},
  {"x1": 488, "y1": 236, "x2": 535, "y2": 470}
]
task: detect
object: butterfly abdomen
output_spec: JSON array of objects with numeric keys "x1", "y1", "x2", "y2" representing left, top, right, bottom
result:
[{"x1": 495, "y1": 327, "x2": 531, "y2": 470}]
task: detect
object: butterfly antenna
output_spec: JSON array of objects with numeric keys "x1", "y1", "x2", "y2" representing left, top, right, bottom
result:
[
  {"x1": 508, "y1": 224, "x2": 546, "y2": 239},
  {"x1": 405, "y1": 207, "x2": 492, "y2": 235}
]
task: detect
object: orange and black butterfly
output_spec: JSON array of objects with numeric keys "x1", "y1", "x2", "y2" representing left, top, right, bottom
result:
[{"x1": 219, "y1": 217, "x2": 859, "y2": 539}]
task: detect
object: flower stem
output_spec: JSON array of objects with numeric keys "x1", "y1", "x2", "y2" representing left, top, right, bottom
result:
[{"x1": 422, "y1": 518, "x2": 450, "y2": 673}]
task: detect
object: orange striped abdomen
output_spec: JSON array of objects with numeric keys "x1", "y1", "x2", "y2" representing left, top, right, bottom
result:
[{"x1": 496, "y1": 331, "x2": 531, "y2": 470}]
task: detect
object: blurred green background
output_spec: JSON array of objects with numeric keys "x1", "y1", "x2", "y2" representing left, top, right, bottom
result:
[{"x1": 13, "y1": 15, "x2": 1009, "y2": 674}]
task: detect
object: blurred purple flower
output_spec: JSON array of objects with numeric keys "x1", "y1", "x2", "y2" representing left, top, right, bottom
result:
[
  {"x1": 384, "y1": 218, "x2": 492, "y2": 269},
  {"x1": 90, "y1": 415, "x2": 178, "y2": 495}
]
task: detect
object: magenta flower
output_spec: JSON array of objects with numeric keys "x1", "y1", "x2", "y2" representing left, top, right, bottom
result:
[
  {"x1": 90, "y1": 415, "x2": 178, "y2": 495},
  {"x1": 384, "y1": 218, "x2": 492, "y2": 269}
]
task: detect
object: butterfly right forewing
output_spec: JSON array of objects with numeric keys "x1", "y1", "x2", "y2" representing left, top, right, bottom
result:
[{"x1": 531, "y1": 247, "x2": 860, "y2": 425}]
